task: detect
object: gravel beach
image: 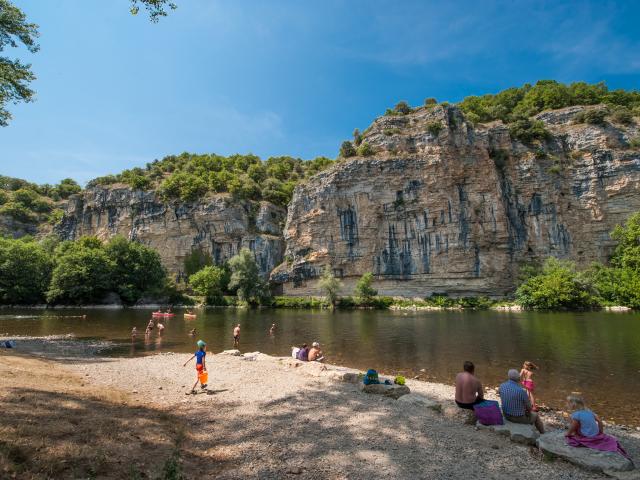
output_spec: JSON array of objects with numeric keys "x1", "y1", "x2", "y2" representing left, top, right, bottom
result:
[{"x1": 2, "y1": 338, "x2": 639, "y2": 479}]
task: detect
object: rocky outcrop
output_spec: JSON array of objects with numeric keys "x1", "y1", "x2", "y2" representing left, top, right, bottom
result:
[
  {"x1": 56, "y1": 187, "x2": 285, "y2": 280},
  {"x1": 273, "y1": 104, "x2": 640, "y2": 297}
]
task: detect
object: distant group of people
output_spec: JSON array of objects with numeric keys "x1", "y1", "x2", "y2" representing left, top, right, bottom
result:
[
  {"x1": 454, "y1": 361, "x2": 628, "y2": 456},
  {"x1": 292, "y1": 342, "x2": 324, "y2": 362}
]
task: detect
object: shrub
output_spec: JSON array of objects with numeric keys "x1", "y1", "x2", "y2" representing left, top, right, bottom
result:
[
  {"x1": 189, "y1": 265, "x2": 226, "y2": 304},
  {"x1": 383, "y1": 128, "x2": 401, "y2": 136},
  {"x1": 356, "y1": 142, "x2": 374, "y2": 156},
  {"x1": 353, "y1": 128, "x2": 363, "y2": 146},
  {"x1": 354, "y1": 272, "x2": 377, "y2": 304},
  {"x1": 508, "y1": 118, "x2": 550, "y2": 145},
  {"x1": 628, "y1": 136, "x2": 640, "y2": 149},
  {"x1": 609, "y1": 107, "x2": 634, "y2": 125},
  {"x1": 515, "y1": 257, "x2": 596, "y2": 310},
  {"x1": 426, "y1": 121, "x2": 444, "y2": 137},
  {"x1": 339, "y1": 141, "x2": 356, "y2": 158},
  {"x1": 393, "y1": 101, "x2": 412, "y2": 115},
  {"x1": 272, "y1": 296, "x2": 328, "y2": 308},
  {"x1": 573, "y1": 109, "x2": 607, "y2": 125},
  {"x1": 547, "y1": 165, "x2": 562, "y2": 175},
  {"x1": 318, "y1": 265, "x2": 342, "y2": 308},
  {"x1": 424, "y1": 98, "x2": 437, "y2": 107}
]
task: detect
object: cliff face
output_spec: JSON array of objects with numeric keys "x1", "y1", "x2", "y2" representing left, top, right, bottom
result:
[
  {"x1": 273, "y1": 105, "x2": 640, "y2": 297},
  {"x1": 56, "y1": 187, "x2": 286, "y2": 280}
]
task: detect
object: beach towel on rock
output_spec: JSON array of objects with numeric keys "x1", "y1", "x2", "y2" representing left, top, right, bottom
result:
[
  {"x1": 473, "y1": 400, "x2": 504, "y2": 426},
  {"x1": 566, "y1": 433, "x2": 629, "y2": 458}
]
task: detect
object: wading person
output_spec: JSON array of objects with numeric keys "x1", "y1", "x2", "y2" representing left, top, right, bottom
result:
[
  {"x1": 455, "y1": 361, "x2": 484, "y2": 409},
  {"x1": 498, "y1": 369, "x2": 544, "y2": 433},
  {"x1": 520, "y1": 361, "x2": 538, "y2": 411},
  {"x1": 269, "y1": 323, "x2": 276, "y2": 335},
  {"x1": 183, "y1": 340, "x2": 208, "y2": 393},
  {"x1": 233, "y1": 324, "x2": 241, "y2": 348}
]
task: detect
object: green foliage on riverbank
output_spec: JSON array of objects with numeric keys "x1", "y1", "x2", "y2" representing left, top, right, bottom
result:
[
  {"x1": 87, "y1": 153, "x2": 334, "y2": 208},
  {"x1": 0, "y1": 235, "x2": 170, "y2": 305},
  {"x1": 515, "y1": 212, "x2": 640, "y2": 310}
]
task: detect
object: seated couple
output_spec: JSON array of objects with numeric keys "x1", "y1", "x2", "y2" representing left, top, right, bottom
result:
[
  {"x1": 454, "y1": 362, "x2": 544, "y2": 433},
  {"x1": 292, "y1": 342, "x2": 324, "y2": 362}
]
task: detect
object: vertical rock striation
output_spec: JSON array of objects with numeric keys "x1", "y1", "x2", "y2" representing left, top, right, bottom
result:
[
  {"x1": 56, "y1": 187, "x2": 286, "y2": 280},
  {"x1": 272, "y1": 105, "x2": 640, "y2": 297}
]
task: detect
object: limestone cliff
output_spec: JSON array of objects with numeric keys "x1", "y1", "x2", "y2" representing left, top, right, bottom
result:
[
  {"x1": 272, "y1": 105, "x2": 640, "y2": 297},
  {"x1": 56, "y1": 187, "x2": 286, "y2": 280}
]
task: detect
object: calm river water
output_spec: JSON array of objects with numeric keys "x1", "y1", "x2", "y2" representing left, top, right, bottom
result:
[{"x1": 1, "y1": 308, "x2": 639, "y2": 425}]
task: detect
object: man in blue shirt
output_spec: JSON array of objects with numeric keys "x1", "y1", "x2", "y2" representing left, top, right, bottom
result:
[{"x1": 498, "y1": 369, "x2": 545, "y2": 433}]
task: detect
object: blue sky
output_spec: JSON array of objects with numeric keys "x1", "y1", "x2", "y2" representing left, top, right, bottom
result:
[{"x1": 1, "y1": 0, "x2": 639, "y2": 185}]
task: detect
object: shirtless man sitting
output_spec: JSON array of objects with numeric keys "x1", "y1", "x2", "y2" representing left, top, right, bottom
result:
[{"x1": 454, "y1": 361, "x2": 484, "y2": 409}]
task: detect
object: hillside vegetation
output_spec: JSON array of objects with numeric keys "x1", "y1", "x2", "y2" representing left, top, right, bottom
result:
[
  {"x1": 0, "y1": 175, "x2": 80, "y2": 224},
  {"x1": 87, "y1": 153, "x2": 334, "y2": 207}
]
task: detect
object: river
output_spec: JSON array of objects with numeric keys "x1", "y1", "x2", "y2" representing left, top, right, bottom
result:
[{"x1": 1, "y1": 308, "x2": 639, "y2": 426}]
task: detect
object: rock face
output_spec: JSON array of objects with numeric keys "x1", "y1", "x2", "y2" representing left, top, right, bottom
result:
[
  {"x1": 537, "y1": 431, "x2": 634, "y2": 473},
  {"x1": 273, "y1": 104, "x2": 640, "y2": 297},
  {"x1": 476, "y1": 420, "x2": 540, "y2": 446},
  {"x1": 56, "y1": 187, "x2": 286, "y2": 280}
]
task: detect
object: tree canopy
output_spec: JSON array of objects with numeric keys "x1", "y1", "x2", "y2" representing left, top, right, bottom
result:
[
  {"x1": 87, "y1": 153, "x2": 334, "y2": 208},
  {"x1": 0, "y1": 0, "x2": 39, "y2": 127}
]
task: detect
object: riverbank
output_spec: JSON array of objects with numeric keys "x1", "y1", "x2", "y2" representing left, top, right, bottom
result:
[{"x1": 1, "y1": 340, "x2": 639, "y2": 479}]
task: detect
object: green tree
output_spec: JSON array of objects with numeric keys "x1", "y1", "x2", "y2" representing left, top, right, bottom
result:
[
  {"x1": 228, "y1": 248, "x2": 269, "y2": 305},
  {"x1": 0, "y1": 0, "x2": 39, "y2": 127},
  {"x1": 54, "y1": 178, "x2": 81, "y2": 199},
  {"x1": 352, "y1": 128, "x2": 363, "y2": 146},
  {"x1": 318, "y1": 265, "x2": 342, "y2": 308},
  {"x1": 515, "y1": 257, "x2": 596, "y2": 310},
  {"x1": 354, "y1": 272, "x2": 377, "y2": 305},
  {"x1": 189, "y1": 265, "x2": 226, "y2": 304},
  {"x1": 184, "y1": 248, "x2": 213, "y2": 277},
  {"x1": 129, "y1": 0, "x2": 177, "y2": 22},
  {"x1": 47, "y1": 238, "x2": 114, "y2": 304},
  {"x1": 0, "y1": 237, "x2": 52, "y2": 304},
  {"x1": 104, "y1": 235, "x2": 166, "y2": 304}
]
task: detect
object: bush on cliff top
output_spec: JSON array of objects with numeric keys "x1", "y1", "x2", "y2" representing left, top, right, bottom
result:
[
  {"x1": 0, "y1": 175, "x2": 79, "y2": 224},
  {"x1": 459, "y1": 80, "x2": 640, "y2": 124},
  {"x1": 87, "y1": 153, "x2": 335, "y2": 208}
]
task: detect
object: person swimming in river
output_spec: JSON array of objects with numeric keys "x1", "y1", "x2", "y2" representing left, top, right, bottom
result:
[
  {"x1": 183, "y1": 340, "x2": 207, "y2": 393},
  {"x1": 269, "y1": 323, "x2": 276, "y2": 335},
  {"x1": 520, "y1": 361, "x2": 539, "y2": 411},
  {"x1": 131, "y1": 327, "x2": 138, "y2": 339}
]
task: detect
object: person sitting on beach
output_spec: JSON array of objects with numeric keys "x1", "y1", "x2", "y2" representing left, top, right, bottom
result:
[
  {"x1": 564, "y1": 394, "x2": 629, "y2": 457},
  {"x1": 520, "y1": 361, "x2": 538, "y2": 411},
  {"x1": 308, "y1": 342, "x2": 324, "y2": 362},
  {"x1": 455, "y1": 361, "x2": 484, "y2": 410},
  {"x1": 297, "y1": 343, "x2": 309, "y2": 361},
  {"x1": 499, "y1": 369, "x2": 545, "y2": 433},
  {"x1": 183, "y1": 339, "x2": 208, "y2": 392}
]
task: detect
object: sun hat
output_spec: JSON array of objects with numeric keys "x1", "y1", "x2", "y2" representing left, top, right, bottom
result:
[
  {"x1": 197, "y1": 340, "x2": 206, "y2": 348},
  {"x1": 312, "y1": 341, "x2": 320, "y2": 347}
]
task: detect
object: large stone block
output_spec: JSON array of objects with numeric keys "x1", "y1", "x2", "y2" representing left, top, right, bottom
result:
[
  {"x1": 476, "y1": 420, "x2": 540, "y2": 445},
  {"x1": 537, "y1": 431, "x2": 634, "y2": 473}
]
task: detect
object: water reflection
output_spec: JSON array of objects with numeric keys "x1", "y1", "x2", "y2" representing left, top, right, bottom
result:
[{"x1": 1, "y1": 308, "x2": 639, "y2": 424}]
